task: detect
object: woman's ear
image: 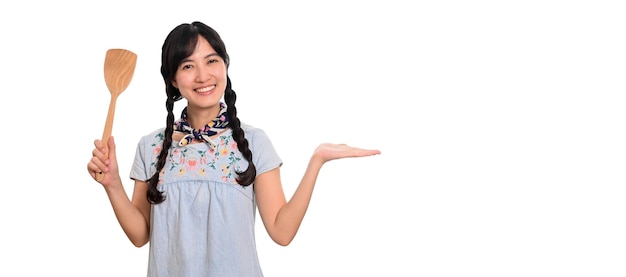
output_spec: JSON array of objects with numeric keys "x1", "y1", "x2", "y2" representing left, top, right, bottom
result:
[{"x1": 171, "y1": 80, "x2": 178, "y2": 88}]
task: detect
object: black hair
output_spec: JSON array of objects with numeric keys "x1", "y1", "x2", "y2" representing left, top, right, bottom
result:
[{"x1": 147, "y1": 21, "x2": 256, "y2": 204}]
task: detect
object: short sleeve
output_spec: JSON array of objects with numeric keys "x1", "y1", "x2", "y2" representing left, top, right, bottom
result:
[
  {"x1": 129, "y1": 128, "x2": 163, "y2": 182},
  {"x1": 243, "y1": 124, "x2": 283, "y2": 176}
]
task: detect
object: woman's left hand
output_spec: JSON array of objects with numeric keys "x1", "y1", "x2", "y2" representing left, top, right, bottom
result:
[{"x1": 313, "y1": 143, "x2": 381, "y2": 163}]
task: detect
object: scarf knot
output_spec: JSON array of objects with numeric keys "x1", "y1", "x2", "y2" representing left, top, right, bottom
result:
[{"x1": 173, "y1": 102, "x2": 229, "y2": 149}]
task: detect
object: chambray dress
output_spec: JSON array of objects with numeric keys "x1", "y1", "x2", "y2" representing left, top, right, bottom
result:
[{"x1": 130, "y1": 124, "x2": 282, "y2": 277}]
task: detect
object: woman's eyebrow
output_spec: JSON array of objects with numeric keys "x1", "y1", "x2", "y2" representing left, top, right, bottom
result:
[{"x1": 180, "y1": 53, "x2": 219, "y2": 64}]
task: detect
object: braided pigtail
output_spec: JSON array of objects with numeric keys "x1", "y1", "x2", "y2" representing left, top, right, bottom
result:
[
  {"x1": 225, "y1": 76, "x2": 256, "y2": 186},
  {"x1": 147, "y1": 97, "x2": 175, "y2": 204},
  {"x1": 149, "y1": 21, "x2": 253, "y2": 202}
]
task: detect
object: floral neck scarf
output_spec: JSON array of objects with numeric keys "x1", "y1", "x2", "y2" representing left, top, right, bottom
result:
[{"x1": 174, "y1": 102, "x2": 229, "y2": 149}]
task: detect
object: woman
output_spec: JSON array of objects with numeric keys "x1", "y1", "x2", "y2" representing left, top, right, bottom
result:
[{"x1": 87, "y1": 21, "x2": 380, "y2": 276}]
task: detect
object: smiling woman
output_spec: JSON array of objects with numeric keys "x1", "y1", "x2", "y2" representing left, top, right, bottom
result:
[
  {"x1": 3, "y1": 0, "x2": 624, "y2": 276},
  {"x1": 85, "y1": 21, "x2": 381, "y2": 276}
]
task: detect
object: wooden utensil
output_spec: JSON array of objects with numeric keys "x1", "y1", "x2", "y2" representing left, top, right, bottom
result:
[{"x1": 96, "y1": 49, "x2": 137, "y2": 182}]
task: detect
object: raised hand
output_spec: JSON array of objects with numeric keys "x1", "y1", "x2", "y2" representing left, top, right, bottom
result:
[
  {"x1": 87, "y1": 136, "x2": 122, "y2": 187},
  {"x1": 313, "y1": 143, "x2": 381, "y2": 163}
]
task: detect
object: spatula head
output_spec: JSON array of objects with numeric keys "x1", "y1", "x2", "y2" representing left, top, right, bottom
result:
[{"x1": 104, "y1": 49, "x2": 137, "y2": 95}]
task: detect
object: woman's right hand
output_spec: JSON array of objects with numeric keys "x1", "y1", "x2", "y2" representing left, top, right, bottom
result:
[{"x1": 87, "y1": 136, "x2": 122, "y2": 187}]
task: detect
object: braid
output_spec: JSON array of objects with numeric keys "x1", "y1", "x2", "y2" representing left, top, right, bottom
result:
[
  {"x1": 225, "y1": 76, "x2": 256, "y2": 186},
  {"x1": 147, "y1": 97, "x2": 176, "y2": 204},
  {"x1": 152, "y1": 22, "x2": 253, "y2": 202}
]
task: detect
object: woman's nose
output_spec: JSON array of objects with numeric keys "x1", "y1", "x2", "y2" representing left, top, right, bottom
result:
[{"x1": 195, "y1": 65, "x2": 211, "y2": 82}]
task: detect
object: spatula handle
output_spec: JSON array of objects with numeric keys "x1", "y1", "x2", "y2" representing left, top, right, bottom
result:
[{"x1": 95, "y1": 96, "x2": 117, "y2": 182}]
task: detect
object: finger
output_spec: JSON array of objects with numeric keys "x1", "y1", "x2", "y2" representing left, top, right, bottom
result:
[
  {"x1": 355, "y1": 147, "x2": 381, "y2": 154},
  {"x1": 94, "y1": 139, "x2": 105, "y2": 151},
  {"x1": 107, "y1": 136, "x2": 117, "y2": 161},
  {"x1": 346, "y1": 148, "x2": 381, "y2": 158},
  {"x1": 89, "y1": 149, "x2": 109, "y2": 173},
  {"x1": 87, "y1": 165, "x2": 97, "y2": 179},
  {"x1": 361, "y1": 149, "x2": 381, "y2": 156},
  {"x1": 91, "y1": 147, "x2": 107, "y2": 166},
  {"x1": 88, "y1": 158, "x2": 107, "y2": 174}
]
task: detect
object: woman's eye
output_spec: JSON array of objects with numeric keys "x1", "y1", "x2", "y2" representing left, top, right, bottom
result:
[
  {"x1": 181, "y1": 64, "x2": 193, "y2": 70},
  {"x1": 209, "y1": 59, "x2": 218, "y2": 64}
]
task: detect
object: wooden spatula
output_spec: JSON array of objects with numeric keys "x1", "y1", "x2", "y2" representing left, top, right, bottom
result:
[{"x1": 96, "y1": 49, "x2": 137, "y2": 182}]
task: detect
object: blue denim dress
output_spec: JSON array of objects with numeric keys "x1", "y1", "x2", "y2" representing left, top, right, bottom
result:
[{"x1": 130, "y1": 124, "x2": 282, "y2": 277}]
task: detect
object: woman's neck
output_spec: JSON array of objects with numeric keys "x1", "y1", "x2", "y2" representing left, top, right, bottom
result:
[{"x1": 185, "y1": 105, "x2": 221, "y2": 129}]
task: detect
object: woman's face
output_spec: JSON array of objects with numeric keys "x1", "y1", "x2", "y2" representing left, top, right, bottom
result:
[{"x1": 172, "y1": 36, "x2": 227, "y2": 111}]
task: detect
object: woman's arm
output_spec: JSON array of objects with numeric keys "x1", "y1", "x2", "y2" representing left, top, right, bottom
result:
[
  {"x1": 88, "y1": 136, "x2": 151, "y2": 247},
  {"x1": 104, "y1": 179, "x2": 151, "y2": 247},
  {"x1": 255, "y1": 143, "x2": 380, "y2": 246}
]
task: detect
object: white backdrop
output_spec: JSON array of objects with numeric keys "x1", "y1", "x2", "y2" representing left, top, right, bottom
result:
[{"x1": 1, "y1": 0, "x2": 625, "y2": 276}]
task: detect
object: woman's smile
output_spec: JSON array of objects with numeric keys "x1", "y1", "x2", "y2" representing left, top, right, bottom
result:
[{"x1": 195, "y1": 84, "x2": 216, "y2": 95}]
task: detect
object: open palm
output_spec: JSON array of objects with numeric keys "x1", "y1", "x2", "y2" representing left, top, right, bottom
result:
[{"x1": 313, "y1": 143, "x2": 381, "y2": 163}]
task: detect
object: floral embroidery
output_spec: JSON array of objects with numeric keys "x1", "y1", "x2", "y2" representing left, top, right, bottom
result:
[
  {"x1": 150, "y1": 131, "x2": 243, "y2": 184},
  {"x1": 150, "y1": 132, "x2": 165, "y2": 169}
]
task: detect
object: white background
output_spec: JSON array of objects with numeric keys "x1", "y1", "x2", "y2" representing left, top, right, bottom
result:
[{"x1": 1, "y1": 0, "x2": 625, "y2": 276}]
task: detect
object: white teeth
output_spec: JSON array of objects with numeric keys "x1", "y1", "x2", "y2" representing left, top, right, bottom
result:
[{"x1": 196, "y1": 85, "x2": 216, "y2": 93}]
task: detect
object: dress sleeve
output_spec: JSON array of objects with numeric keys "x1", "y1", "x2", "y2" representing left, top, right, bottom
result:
[
  {"x1": 129, "y1": 129, "x2": 163, "y2": 182},
  {"x1": 129, "y1": 136, "x2": 150, "y2": 181},
  {"x1": 247, "y1": 127, "x2": 283, "y2": 176}
]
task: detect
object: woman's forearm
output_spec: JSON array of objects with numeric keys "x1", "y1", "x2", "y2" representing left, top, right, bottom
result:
[
  {"x1": 104, "y1": 182, "x2": 150, "y2": 247},
  {"x1": 272, "y1": 156, "x2": 324, "y2": 245}
]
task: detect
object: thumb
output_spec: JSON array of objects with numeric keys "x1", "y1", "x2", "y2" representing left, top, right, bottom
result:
[{"x1": 107, "y1": 136, "x2": 117, "y2": 161}]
